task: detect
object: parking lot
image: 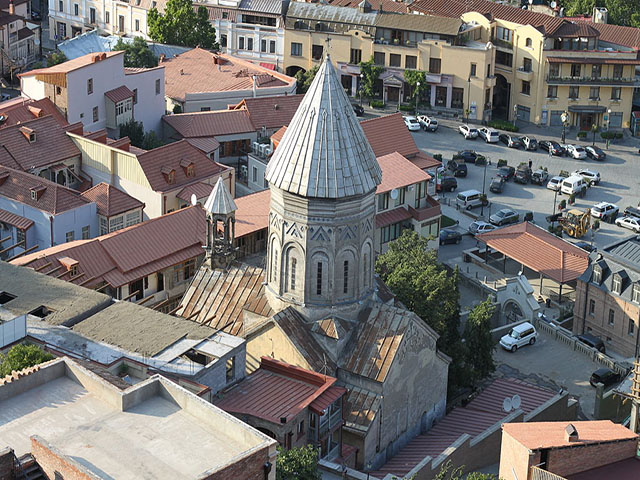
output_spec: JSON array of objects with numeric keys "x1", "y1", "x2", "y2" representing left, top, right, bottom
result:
[{"x1": 411, "y1": 122, "x2": 640, "y2": 249}]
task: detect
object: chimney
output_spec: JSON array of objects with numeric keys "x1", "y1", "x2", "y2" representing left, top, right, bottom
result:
[
  {"x1": 159, "y1": 54, "x2": 166, "y2": 63},
  {"x1": 252, "y1": 75, "x2": 257, "y2": 98},
  {"x1": 8, "y1": 0, "x2": 14, "y2": 16},
  {"x1": 564, "y1": 424, "x2": 578, "y2": 442},
  {"x1": 180, "y1": 69, "x2": 184, "y2": 75}
]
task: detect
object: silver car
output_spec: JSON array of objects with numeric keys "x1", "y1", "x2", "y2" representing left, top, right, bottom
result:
[
  {"x1": 546, "y1": 176, "x2": 563, "y2": 191},
  {"x1": 468, "y1": 221, "x2": 496, "y2": 235}
]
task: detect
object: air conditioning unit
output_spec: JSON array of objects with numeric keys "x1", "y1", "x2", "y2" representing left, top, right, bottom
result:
[
  {"x1": 258, "y1": 144, "x2": 268, "y2": 157},
  {"x1": 252, "y1": 141, "x2": 260, "y2": 153},
  {"x1": 264, "y1": 147, "x2": 272, "y2": 156}
]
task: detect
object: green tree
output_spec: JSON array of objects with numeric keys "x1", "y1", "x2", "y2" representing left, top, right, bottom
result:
[
  {"x1": 464, "y1": 298, "x2": 496, "y2": 385},
  {"x1": 113, "y1": 37, "x2": 158, "y2": 68},
  {"x1": 434, "y1": 460, "x2": 498, "y2": 480},
  {"x1": 403, "y1": 70, "x2": 427, "y2": 104},
  {"x1": 141, "y1": 130, "x2": 164, "y2": 150},
  {"x1": 359, "y1": 57, "x2": 384, "y2": 101},
  {"x1": 276, "y1": 445, "x2": 321, "y2": 480},
  {"x1": 119, "y1": 119, "x2": 145, "y2": 147},
  {"x1": 148, "y1": 0, "x2": 219, "y2": 49},
  {"x1": 47, "y1": 51, "x2": 67, "y2": 67},
  {"x1": 561, "y1": 0, "x2": 640, "y2": 27},
  {"x1": 0, "y1": 343, "x2": 54, "y2": 377},
  {"x1": 295, "y1": 66, "x2": 319, "y2": 94}
]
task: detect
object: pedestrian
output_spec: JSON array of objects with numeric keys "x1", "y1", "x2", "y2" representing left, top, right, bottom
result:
[
  {"x1": 548, "y1": 146, "x2": 552, "y2": 158},
  {"x1": 528, "y1": 159, "x2": 532, "y2": 169}
]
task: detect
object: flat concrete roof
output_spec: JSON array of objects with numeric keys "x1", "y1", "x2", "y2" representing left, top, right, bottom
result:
[{"x1": 0, "y1": 358, "x2": 276, "y2": 479}]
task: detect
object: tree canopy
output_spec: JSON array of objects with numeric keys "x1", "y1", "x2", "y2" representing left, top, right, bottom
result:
[
  {"x1": 403, "y1": 70, "x2": 428, "y2": 102},
  {"x1": 276, "y1": 445, "x2": 322, "y2": 480},
  {"x1": 561, "y1": 0, "x2": 640, "y2": 27},
  {"x1": 359, "y1": 57, "x2": 384, "y2": 99},
  {"x1": 113, "y1": 37, "x2": 158, "y2": 68},
  {"x1": 464, "y1": 298, "x2": 496, "y2": 385},
  {"x1": 434, "y1": 460, "x2": 498, "y2": 480},
  {"x1": 0, "y1": 343, "x2": 54, "y2": 377},
  {"x1": 119, "y1": 120, "x2": 163, "y2": 150},
  {"x1": 148, "y1": 0, "x2": 219, "y2": 49},
  {"x1": 47, "y1": 51, "x2": 67, "y2": 67},
  {"x1": 295, "y1": 66, "x2": 319, "y2": 94}
]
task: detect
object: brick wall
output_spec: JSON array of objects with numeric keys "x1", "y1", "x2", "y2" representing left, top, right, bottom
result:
[
  {"x1": 203, "y1": 445, "x2": 272, "y2": 480},
  {"x1": 0, "y1": 447, "x2": 14, "y2": 480},
  {"x1": 547, "y1": 438, "x2": 638, "y2": 477},
  {"x1": 31, "y1": 436, "x2": 95, "y2": 480},
  {"x1": 498, "y1": 431, "x2": 532, "y2": 480}
]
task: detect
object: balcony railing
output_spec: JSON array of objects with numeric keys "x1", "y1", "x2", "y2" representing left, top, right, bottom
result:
[
  {"x1": 408, "y1": 198, "x2": 441, "y2": 222},
  {"x1": 546, "y1": 75, "x2": 637, "y2": 86},
  {"x1": 491, "y1": 37, "x2": 513, "y2": 49},
  {"x1": 530, "y1": 466, "x2": 567, "y2": 480}
]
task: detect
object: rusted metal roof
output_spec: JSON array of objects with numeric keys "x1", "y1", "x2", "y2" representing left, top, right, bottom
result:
[
  {"x1": 375, "y1": 206, "x2": 412, "y2": 228},
  {"x1": 104, "y1": 85, "x2": 135, "y2": 104},
  {"x1": 80, "y1": 182, "x2": 144, "y2": 217},
  {"x1": 0, "y1": 208, "x2": 34, "y2": 230},
  {"x1": 372, "y1": 378, "x2": 557, "y2": 478},
  {"x1": 377, "y1": 152, "x2": 430, "y2": 194},
  {"x1": 476, "y1": 222, "x2": 589, "y2": 283},
  {"x1": 344, "y1": 387, "x2": 381, "y2": 432}
]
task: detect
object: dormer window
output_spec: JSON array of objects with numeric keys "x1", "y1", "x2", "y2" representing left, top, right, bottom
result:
[
  {"x1": 632, "y1": 284, "x2": 640, "y2": 304},
  {"x1": 180, "y1": 159, "x2": 195, "y2": 178},
  {"x1": 20, "y1": 126, "x2": 35, "y2": 143},
  {"x1": 30, "y1": 185, "x2": 46, "y2": 200},
  {"x1": 592, "y1": 265, "x2": 602, "y2": 284},
  {"x1": 612, "y1": 274, "x2": 622, "y2": 294},
  {"x1": 161, "y1": 166, "x2": 176, "y2": 184}
]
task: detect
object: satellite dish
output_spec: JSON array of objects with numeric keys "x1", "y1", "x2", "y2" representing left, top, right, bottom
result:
[
  {"x1": 550, "y1": 0, "x2": 557, "y2": 8},
  {"x1": 528, "y1": 0, "x2": 533, "y2": 4},
  {"x1": 190, "y1": 193, "x2": 197, "y2": 206},
  {"x1": 502, "y1": 397, "x2": 513, "y2": 413},
  {"x1": 390, "y1": 188, "x2": 399, "y2": 200},
  {"x1": 512, "y1": 394, "x2": 522, "y2": 410}
]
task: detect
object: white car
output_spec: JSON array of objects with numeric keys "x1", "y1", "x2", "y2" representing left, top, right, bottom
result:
[
  {"x1": 566, "y1": 145, "x2": 587, "y2": 159},
  {"x1": 403, "y1": 116, "x2": 421, "y2": 131},
  {"x1": 468, "y1": 221, "x2": 496, "y2": 235},
  {"x1": 546, "y1": 176, "x2": 564, "y2": 191},
  {"x1": 573, "y1": 168, "x2": 601, "y2": 186},
  {"x1": 500, "y1": 322, "x2": 538, "y2": 352},
  {"x1": 417, "y1": 115, "x2": 438, "y2": 132},
  {"x1": 478, "y1": 127, "x2": 499, "y2": 143},
  {"x1": 591, "y1": 202, "x2": 619, "y2": 220},
  {"x1": 616, "y1": 216, "x2": 640, "y2": 233},
  {"x1": 458, "y1": 124, "x2": 478, "y2": 139}
]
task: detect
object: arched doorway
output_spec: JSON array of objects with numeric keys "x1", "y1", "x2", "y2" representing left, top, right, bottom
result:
[
  {"x1": 492, "y1": 74, "x2": 510, "y2": 120},
  {"x1": 503, "y1": 300, "x2": 524, "y2": 324},
  {"x1": 285, "y1": 65, "x2": 305, "y2": 77}
]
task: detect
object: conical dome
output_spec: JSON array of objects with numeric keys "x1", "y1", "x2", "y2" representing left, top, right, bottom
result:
[
  {"x1": 265, "y1": 56, "x2": 382, "y2": 199},
  {"x1": 204, "y1": 177, "x2": 237, "y2": 215}
]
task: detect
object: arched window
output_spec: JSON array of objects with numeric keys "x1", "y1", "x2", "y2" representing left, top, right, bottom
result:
[
  {"x1": 363, "y1": 252, "x2": 370, "y2": 289},
  {"x1": 343, "y1": 260, "x2": 349, "y2": 294},
  {"x1": 525, "y1": 37, "x2": 532, "y2": 48},
  {"x1": 290, "y1": 258, "x2": 297, "y2": 291},
  {"x1": 271, "y1": 244, "x2": 278, "y2": 283},
  {"x1": 316, "y1": 262, "x2": 323, "y2": 295}
]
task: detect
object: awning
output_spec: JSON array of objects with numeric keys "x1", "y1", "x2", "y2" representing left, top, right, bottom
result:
[
  {"x1": 0, "y1": 208, "x2": 34, "y2": 230},
  {"x1": 259, "y1": 62, "x2": 276, "y2": 71},
  {"x1": 104, "y1": 85, "x2": 134, "y2": 104},
  {"x1": 568, "y1": 105, "x2": 607, "y2": 113},
  {"x1": 309, "y1": 385, "x2": 346, "y2": 415},
  {"x1": 375, "y1": 207, "x2": 412, "y2": 229}
]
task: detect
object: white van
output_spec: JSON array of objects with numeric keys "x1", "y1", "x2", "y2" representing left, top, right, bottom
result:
[
  {"x1": 500, "y1": 322, "x2": 538, "y2": 352},
  {"x1": 560, "y1": 175, "x2": 588, "y2": 196},
  {"x1": 456, "y1": 189, "x2": 489, "y2": 210}
]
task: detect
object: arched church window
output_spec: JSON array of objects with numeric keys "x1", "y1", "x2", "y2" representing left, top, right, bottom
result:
[
  {"x1": 271, "y1": 245, "x2": 278, "y2": 283},
  {"x1": 291, "y1": 258, "x2": 297, "y2": 291},
  {"x1": 316, "y1": 262, "x2": 323, "y2": 295},
  {"x1": 343, "y1": 260, "x2": 349, "y2": 294}
]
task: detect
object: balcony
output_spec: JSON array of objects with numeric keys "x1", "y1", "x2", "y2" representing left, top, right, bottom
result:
[
  {"x1": 491, "y1": 37, "x2": 513, "y2": 50},
  {"x1": 516, "y1": 67, "x2": 533, "y2": 81},
  {"x1": 409, "y1": 196, "x2": 441, "y2": 222},
  {"x1": 373, "y1": 39, "x2": 418, "y2": 49},
  {"x1": 546, "y1": 75, "x2": 637, "y2": 86}
]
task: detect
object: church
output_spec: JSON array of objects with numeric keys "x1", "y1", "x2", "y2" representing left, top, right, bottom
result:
[{"x1": 176, "y1": 55, "x2": 450, "y2": 469}]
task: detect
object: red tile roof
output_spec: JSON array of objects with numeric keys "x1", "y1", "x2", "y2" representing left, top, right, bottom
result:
[
  {"x1": 271, "y1": 125, "x2": 287, "y2": 146},
  {"x1": 503, "y1": 420, "x2": 638, "y2": 451},
  {"x1": 0, "y1": 115, "x2": 81, "y2": 170},
  {"x1": 161, "y1": 48, "x2": 295, "y2": 102},
  {"x1": 547, "y1": 56, "x2": 640, "y2": 65},
  {"x1": 136, "y1": 140, "x2": 230, "y2": 192},
  {"x1": 476, "y1": 222, "x2": 589, "y2": 283},
  {"x1": 20, "y1": 52, "x2": 124, "y2": 86},
  {"x1": 329, "y1": 0, "x2": 409, "y2": 13},
  {"x1": 230, "y1": 94, "x2": 304, "y2": 130},
  {"x1": 572, "y1": 19, "x2": 640, "y2": 49},
  {"x1": 373, "y1": 378, "x2": 557, "y2": 478},
  {"x1": 234, "y1": 189, "x2": 271, "y2": 238},
  {"x1": 377, "y1": 152, "x2": 430, "y2": 194},
  {"x1": 13, "y1": 206, "x2": 206, "y2": 288},
  {"x1": 104, "y1": 85, "x2": 134, "y2": 103},
  {"x1": 549, "y1": 21, "x2": 599, "y2": 38},
  {"x1": 0, "y1": 208, "x2": 34, "y2": 230},
  {"x1": 0, "y1": 165, "x2": 91, "y2": 214},
  {"x1": 80, "y1": 182, "x2": 144, "y2": 217},
  {"x1": 0, "y1": 97, "x2": 68, "y2": 129},
  {"x1": 163, "y1": 109, "x2": 256, "y2": 139},
  {"x1": 215, "y1": 357, "x2": 342, "y2": 423},
  {"x1": 375, "y1": 206, "x2": 412, "y2": 228},
  {"x1": 360, "y1": 113, "x2": 420, "y2": 158},
  {"x1": 176, "y1": 182, "x2": 214, "y2": 202},
  {"x1": 411, "y1": 152, "x2": 442, "y2": 170}
]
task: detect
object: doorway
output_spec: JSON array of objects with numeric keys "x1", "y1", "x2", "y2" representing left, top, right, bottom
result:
[
  {"x1": 386, "y1": 86, "x2": 400, "y2": 103},
  {"x1": 579, "y1": 113, "x2": 594, "y2": 131},
  {"x1": 493, "y1": 74, "x2": 511, "y2": 120}
]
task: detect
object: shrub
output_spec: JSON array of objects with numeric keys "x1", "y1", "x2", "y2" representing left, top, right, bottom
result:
[
  {"x1": 398, "y1": 103, "x2": 414, "y2": 112},
  {"x1": 475, "y1": 155, "x2": 487, "y2": 166},
  {"x1": 559, "y1": 199, "x2": 567, "y2": 209},
  {"x1": 577, "y1": 131, "x2": 587, "y2": 138},
  {"x1": 600, "y1": 131, "x2": 614, "y2": 140},
  {"x1": 615, "y1": 132, "x2": 623, "y2": 139},
  {"x1": 497, "y1": 159, "x2": 508, "y2": 167},
  {"x1": 172, "y1": 104, "x2": 182, "y2": 114},
  {"x1": 488, "y1": 120, "x2": 519, "y2": 132},
  {"x1": 559, "y1": 170, "x2": 570, "y2": 178},
  {"x1": 370, "y1": 100, "x2": 385, "y2": 108},
  {"x1": 433, "y1": 153, "x2": 443, "y2": 161}
]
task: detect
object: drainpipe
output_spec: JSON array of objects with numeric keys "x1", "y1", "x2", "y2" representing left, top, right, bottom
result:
[
  {"x1": 49, "y1": 215, "x2": 54, "y2": 247},
  {"x1": 252, "y1": 75, "x2": 257, "y2": 98},
  {"x1": 581, "y1": 279, "x2": 589, "y2": 335}
]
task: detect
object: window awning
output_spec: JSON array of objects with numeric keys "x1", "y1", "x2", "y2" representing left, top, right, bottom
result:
[
  {"x1": 0, "y1": 208, "x2": 34, "y2": 230},
  {"x1": 568, "y1": 105, "x2": 607, "y2": 113}
]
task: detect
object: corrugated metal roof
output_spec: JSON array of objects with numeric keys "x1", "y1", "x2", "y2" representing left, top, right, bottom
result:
[
  {"x1": 238, "y1": 0, "x2": 287, "y2": 15},
  {"x1": 310, "y1": 385, "x2": 346, "y2": 415},
  {"x1": 0, "y1": 208, "x2": 34, "y2": 230},
  {"x1": 104, "y1": 85, "x2": 135, "y2": 104},
  {"x1": 286, "y1": 1, "x2": 378, "y2": 26},
  {"x1": 80, "y1": 182, "x2": 144, "y2": 217},
  {"x1": 345, "y1": 387, "x2": 381, "y2": 431},
  {"x1": 375, "y1": 12, "x2": 461, "y2": 35},
  {"x1": 164, "y1": 109, "x2": 256, "y2": 138},
  {"x1": 176, "y1": 182, "x2": 214, "y2": 202},
  {"x1": 185, "y1": 137, "x2": 220, "y2": 154}
]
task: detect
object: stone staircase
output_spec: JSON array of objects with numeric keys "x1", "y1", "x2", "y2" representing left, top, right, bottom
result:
[{"x1": 15, "y1": 454, "x2": 45, "y2": 480}]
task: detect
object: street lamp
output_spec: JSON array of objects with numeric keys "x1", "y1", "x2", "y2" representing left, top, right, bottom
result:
[
  {"x1": 415, "y1": 81, "x2": 420, "y2": 115},
  {"x1": 561, "y1": 110, "x2": 569, "y2": 144},
  {"x1": 359, "y1": 73, "x2": 364, "y2": 107},
  {"x1": 591, "y1": 123, "x2": 598, "y2": 146},
  {"x1": 466, "y1": 76, "x2": 471, "y2": 122},
  {"x1": 513, "y1": 104, "x2": 518, "y2": 128},
  {"x1": 480, "y1": 155, "x2": 488, "y2": 217},
  {"x1": 606, "y1": 108, "x2": 612, "y2": 131}
]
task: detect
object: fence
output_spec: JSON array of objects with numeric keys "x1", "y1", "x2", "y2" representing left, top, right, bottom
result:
[{"x1": 530, "y1": 466, "x2": 567, "y2": 480}]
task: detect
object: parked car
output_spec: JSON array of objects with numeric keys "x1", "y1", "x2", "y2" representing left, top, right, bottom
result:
[
  {"x1": 624, "y1": 206, "x2": 640, "y2": 218},
  {"x1": 478, "y1": 127, "x2": 499, "y2": 143},
  {"x1": 615, "y1": 215, "x2": 640, "y2": 233},
  {"x1": 577, "y1": 333, "x2": 605, "y2": 353},
  {"x1": 591, "y1": 202, "x2": 619, "y2": 222},
  {"x1": 520, "y1": 136, "x2": 538, "y2": 150},
  {"x1": 586, "y1": 145, "x2": 606, "y2": 161},
  {"x1": 439, "y1": 176, "x2": 458, "y2": 192},
  {"x1": 417, "y1": 115, "x2": 438, "y2": 132},
  {"x1": 453, "y1": 150, "x2": 479, "y2": 163},
  {"x1": 500, "y1": 322, "x2": 538, "y2": 352},
  {"x1": 565, "y1": 144, "x2": 587, "y2": 159},
  {"x1": 490, "y1": 208, "x2": 519, "y2": 226},
  {"x1": 458, "y1": 124, "x2": 478, "y2": 139},
  {"x1": 514, "y1": 166, "x2": 532, "y2": 184},
  {"x1": 403, "y1": 116, "x2": 421, "y2": 131},
  {"x1": 573, "y1": 241, "x2": 596, "y2": 252},
  {"x1": 573, "y1": 168, "x2": 601, "y2": 186},
  {"x1": 531, "y1": 169, "x2": 549, "y2": 185},
  {"x1": 457, "y1": 189, "x2": 489, "y2": 210},
  {"x1": 539, "y1": 140, "x2": 566, "y2": 156},
  {"x1": 496, "y1": 166, "x2": 515, "y2": 180},
  {"x1": 499, "y1": 133, "x2": 523, "y2": 148},
  {"x1": 560, "y1": 175, "x2": 588, "y2": 196},
  {"x1": 546, "y1": 176, "x2": 564, "y2": 191},
  {"x1": 590, "y1": 368, "x2": 620, "y2": 388},
  {"x1": 468, "y1": 221, "x2": 496, "y2": 235},
  {"x1": 440, "y1": 228, "x2": 462, "y2": 245},
  {"x1": 447, "y1": 160, "x2": 468, "y2": 177},
  {"x1": 352, "y1": 104, "x2": 365, "y2": 116},
  {"x1": 489, "y1": 176, "x2": 506, "y2": 193}
]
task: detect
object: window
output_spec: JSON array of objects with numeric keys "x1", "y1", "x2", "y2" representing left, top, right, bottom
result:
[
  {"x1": 73, "y1": 3, "x2": 78, "y2": 15},
  {"x1": 125, "y1": 211, "x2": 139, "y2": 227},
  {"x1": 247, "y1": 38, "x2": 253, "y2": 51},
  {"x1": 66, "y1": 231, "x2": 74, "y2": 243},
  {"x1": 269, "y1": 40, "x2": 276, "y2": 53},
  {"x1": 613, "y1": 64, "x2": 623, "y2": 79},
  {"x1": 226, "y1": 356, "x2": 235, "y2": 382},
  {"x1": 200, "y1": 107, "x2": 210, "y2": 112},
  {"x1": 378, "y1": 192, "x2": 389, "y2": 211},
  {"x1": 522, "y1": 58, "x2": 532, "y2": 72},
  {"x1": 451, "y1": 87, "x2": 464, "y2": 109},
  {"x1": 525, "y1": 37, "x2": 532, "y2": 48},
  {"x1": 238, "y1": 36, "x2": 245, "y2": 50},
  {"x1": 118, "y1": 15, "x2": 124, "y2": 32},
  {"x1": 155, "y1": 79, "x2": 160, "y2": 95},
  {"x1": 521, "y1": 81, "x2": 531, "y2": 95},
  {"x1": 59, "y1": 0, "x2": 63, "y2": 11},
  {"x1": 611, "y1": 87, "x2": 621, "y2": 100},
  {"x1": 633, "y1": 284, "x2": 640, "y2": 303},
  {"x1": 271, "y1": 246, "x2": 278, "y2": 283},
  {"x1": 81, "y1": 225, "x2": 90, "y2": 239},
  {"x1": 608, "y1": 308, "x2": 615, "y2": 326},
  {"x1": 589, "y1": 86, "x2": 600, "y2": 100},
  {"x1": 173, "y1": 259, "x2": 196, "y2": 283},
  {"x1": 405, "y1": 55, "x2": 417, "y2": 69},
  {"x1": 629, "y1": 319, "x2": 635, "y2": 336},
  {"x1": 393, "y1": 187, "x2": 405, "y2": 207},
  {"x1": 105, "y1": 11, "x2": 110, "y2": 24},
  {"x1": 87, "y1": 78, "x2": 93, "y2": 95},
  {"x1": 592, "y1": 265, "x2": 601, "y2": 283},
  {"x1": 90, "y1": 7, "x2": 96, "y2": 23},
  {"x1": 343, "y1": 260, "x2": 349, "y2": 294},
  {"x1": 388, "y1": 53, "x2": 400, "y2": 67},
  {"x1": 571, "y1": 64, "x2": 581, "y2": 77},
  {"x1": 569, "y1": 86, "x2": 579, "y2": 99},
  {"x1": 220, "y1": 34, "x2": 227, "y2": 47},
  {"x1": 547, "y1": 85, "x2": 557, "y2": 98},
  {"x1": 612, "y1": 274, "x2": 622, "y2": 294},
  {"x1": 591, "y1": 64, "x2": 601, "y2": 78},
  {"x1": 99, "y1": 216, "x2": 108, "y2": 235},
  {"x1": 252, "y1": 166, "x2": 257, "y2": 183},
  {"x1": 495, "y1": 50, "x2": 513, "y2": 67},
  {"x1": 261, "y1": 39, "x2": 267, "y2": 52},
  {"x1": 429, "y1": 58, "x2": 441, "y2": 74},
  {"x1": 135, "y1": 19, "x2": 140, "y2": 31},
  {"x1": 589, "y1": 299, "x2": 595, "y2": 315},
  {"x1": 316, "y1": 262, "x2": 323, "y2": 295},
  {"x1": 291, "y1": 42, "x2": 302, "y2": 56},
  {"x1": 297, "y1": 420, "x2": 305, "y2": 437},
  {"x1": 549, "y1": 63, "x2": 560, "y2": 77},
  {"x1": 92, "y1": 106, "x2": 98, "y2": 122},
  {"x1": 290, "y1": 257, "x2": 297, "y2": 291},
  {"x1": 495, "y1": 26, "x2": 512, "y2": 43},
  {"x1": 16, "y1": 229, "x2": 25, "y2": 245},
  {"x1": 470, "y1": 63, "x2": 477, "y2": 77},
  {"x1": 312, "y1": 44, "x2": 323, "y2": 60},
  {"x1": 350, "y1": 48, "x2": 362, "y2": 65},
  {"x1": 374, "y1": 52, "x2": 385, "y2": 66},
  {"x1": 487, "y1": 63, "x2": 492, "y2": 76},
  {"x1": 133, "y1": 88, "x2": 137, "y2": 104}
]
